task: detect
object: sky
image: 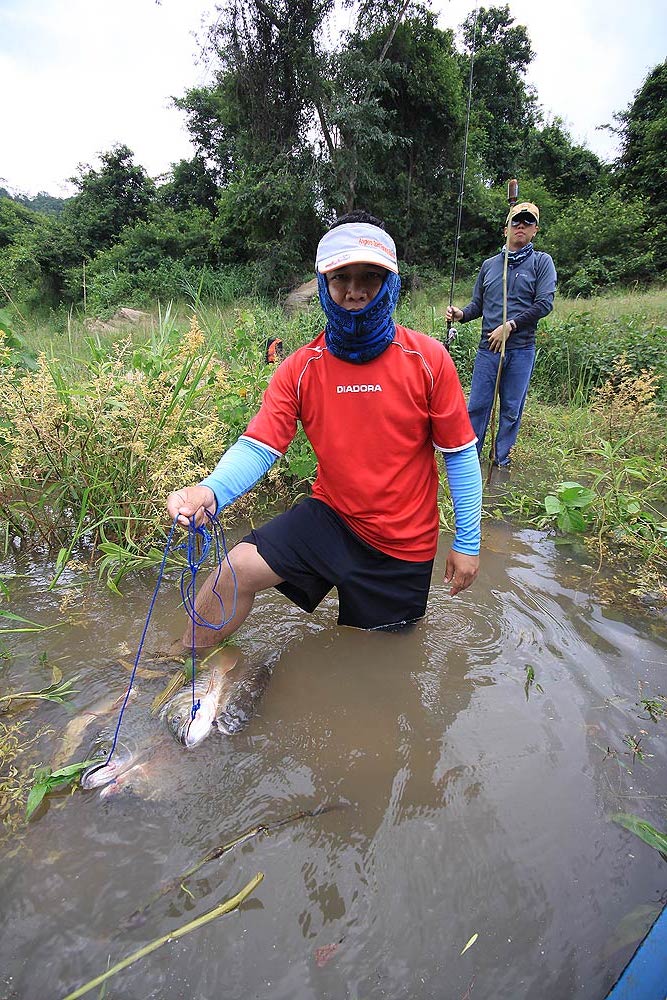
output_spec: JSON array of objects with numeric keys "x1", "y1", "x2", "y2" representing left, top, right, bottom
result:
[{"x1": 1, "y1": 0, "x2": 665, "y2": 197}]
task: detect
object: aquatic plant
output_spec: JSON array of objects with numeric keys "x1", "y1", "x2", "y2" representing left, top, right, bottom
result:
[
  {"x1": 25, "y1": 758, "x2": 97, "y2": 820},
  {"x1": 524, "y1": 665, "x2": 544, "y2": 700},
  {"x1": 543, "y1": 482, "x2": 597, "y2": 534},
  {"x1": 0, "y1": 609, "x2": 63, "y2": 634},
  {"x1": 0, "y1": 720, "x2": 49, "y2": 843},
  {"x1": 0, "y1": 666, "x2": 78, "y2": 711},
  {"x1": 638, "y1": 696, "x2": 667, "y2": 724},
  {"x1": 612, "y1": 813, "x2": 667, "y2": 858},
  {"x1": 62, "y1": 874, "x2": 264, "y2": 1000}
]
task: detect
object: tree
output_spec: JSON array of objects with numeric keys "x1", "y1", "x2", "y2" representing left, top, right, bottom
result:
[
  {"x1": 175, "y1": 0, "x2": 329, "y2": 286},
  {"x1": 66, "y1": 144, "x2": 155, "y2": 257},
  {"x1": 541, "y1": 191, "x2": 655, "y2": 295},
  {"x1": 524, "y1": 119, "x2": 607, "y2": 200},
  {"x1": 158, "y1": 156, "x2": 220, "y2": 214},
  {"x1": 322, "y1": 6, "x2": 465, "y2": 262},
  {"x1": 615, "y1": 59, "x2": 667, "y2": 266},
  {"x1": 176, "y1": 0, "x2": 333, "y2": 175},
  {"x1": 459, "y1": 5, "x2": 538, "y2": 184}
]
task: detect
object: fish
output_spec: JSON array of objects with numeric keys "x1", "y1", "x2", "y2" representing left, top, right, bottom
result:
[
  {"x1": 51, "y1": 686, "x2": 139, "y2": 770},
  {"x1": 216, "y1": 660, "x2": 273, "y2": 735},
  {"x1": 162, "y1": 668, "x2": 229, "y2": 748},
  {"x1": 97, "y1": 759, "x2": 155, "y2": 799},
  {"x1": 151, "y1": 646, "x2": 240, "y2": 717},
  {"x1": 163, "y1": 656, "x2": 273, "y2": 747},
  {"x1": 80, "y1": 729, "x2": 140, "y2": 790}
]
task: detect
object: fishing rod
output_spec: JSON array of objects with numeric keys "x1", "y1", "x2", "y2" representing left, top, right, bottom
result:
[
  {"x1": 446, "y1": 5, "x2": 478, "y2": 352},
  {"x1": 486, "y1": 177, "x2": 518, "y2": 482}
]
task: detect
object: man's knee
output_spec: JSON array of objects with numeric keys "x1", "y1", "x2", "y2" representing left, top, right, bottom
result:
[{"x1": 227, "y1": 541, "x2": 283, "y2": 592}]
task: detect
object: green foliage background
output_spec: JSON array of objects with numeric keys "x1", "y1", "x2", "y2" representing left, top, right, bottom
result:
[{"x1": 1, "y1": 2, "x2": 665, "y2": 315}]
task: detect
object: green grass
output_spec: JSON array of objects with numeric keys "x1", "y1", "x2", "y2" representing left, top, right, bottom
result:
[{"x1": 2, "y1": 283, "x2": 666, "y2": 588}]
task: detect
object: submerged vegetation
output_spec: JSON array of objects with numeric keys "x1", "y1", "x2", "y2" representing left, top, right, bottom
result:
[{"x1": 0, "y1": 719, "x2": 50, "y2": 843}]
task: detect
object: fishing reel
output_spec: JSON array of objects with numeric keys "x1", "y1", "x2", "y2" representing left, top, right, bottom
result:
[{"x1": 445, "y1": 321, "x2": 458, "y2": 352}]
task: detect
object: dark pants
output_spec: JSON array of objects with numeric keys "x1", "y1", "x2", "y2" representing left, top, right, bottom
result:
[{"x1": 243, "y1": 498, "x2": 433, "y2": 629}]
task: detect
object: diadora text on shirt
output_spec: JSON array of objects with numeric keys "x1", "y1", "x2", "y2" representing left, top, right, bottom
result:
[{"x1": 336, "y1": 383, "x2": 382, "y2": 393}]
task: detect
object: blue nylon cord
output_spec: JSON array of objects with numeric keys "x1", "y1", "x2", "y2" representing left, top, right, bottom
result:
[{"x1": 101, "y1": 512, "x2": 238, "y2": 767}]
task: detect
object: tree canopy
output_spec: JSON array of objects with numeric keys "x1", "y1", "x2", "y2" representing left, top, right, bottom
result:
[{"x1": 0, "y1": 3, "x2": 663, "y2": 312}]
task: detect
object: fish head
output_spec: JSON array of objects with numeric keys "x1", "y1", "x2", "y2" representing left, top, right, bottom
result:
[
  {"x1": 164, "y1": 692, "x2": 195, "y2": 746},
  {"x1": 182, "y1": 701, "x2": 215, "y2": 747},
  {"x1": 164, "y1": 670, "x2": 222, "y2": 748},
  {"x1": 166, "y1": 697, "x2": 214, "y2": 748},
  {"x1": 80, "y1": 732, "x2": 135, "y2": 789}
]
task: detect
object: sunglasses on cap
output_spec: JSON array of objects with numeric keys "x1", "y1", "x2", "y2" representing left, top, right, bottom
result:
[{"x1": 510, "y1": 215, "x2": 537, "y2": 227}]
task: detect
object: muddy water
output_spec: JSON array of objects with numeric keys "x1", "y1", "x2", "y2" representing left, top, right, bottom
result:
[{"x1": 1, "y1": 522, "x2": 666, "y2": 1000}]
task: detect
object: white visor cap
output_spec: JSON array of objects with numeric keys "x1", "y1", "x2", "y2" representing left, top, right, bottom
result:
[{"x1": 316, "y1": 223, "x2": 399, "y2": 275}]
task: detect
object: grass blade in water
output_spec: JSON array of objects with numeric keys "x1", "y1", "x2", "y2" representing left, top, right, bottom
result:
[
  {"x1": 61, "y1": 872, "x2": 264, "y2": 1000},
  {"x1": 612, "y1": 813, "x2": 667, "y2": 856},
  {"x1": 149, "y1": 667, "x2": 188, "y2": 716}
]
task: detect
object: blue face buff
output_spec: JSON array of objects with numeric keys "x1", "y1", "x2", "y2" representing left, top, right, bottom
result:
[
  {"x1": 317, "y1": 270, "x2": 402, "y2": 364},
  {"x1": 506, "y1": 241, "x2": 534, "y2": 266}
]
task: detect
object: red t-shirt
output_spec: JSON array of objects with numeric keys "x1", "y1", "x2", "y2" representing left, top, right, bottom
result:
[{"x1": 243, "y1": 326, "x2": 476, "y2": 561}]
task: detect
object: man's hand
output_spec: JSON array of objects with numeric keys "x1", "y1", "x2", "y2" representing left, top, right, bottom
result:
[
  {"x1": 446, "y1": 305, "x2": 463, "y2": 323},
  {"x1": 166, "y1": 485, "x2": 217, "y2": 528},
  {"x1": 487, "y1": 322, "x2": 513, "y2": 353},
  {"x1": 443, "y1": 551, "x2": 479, "y2": 597}
]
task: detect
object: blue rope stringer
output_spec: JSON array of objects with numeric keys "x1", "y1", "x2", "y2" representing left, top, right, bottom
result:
[
  {"x1": 102, "y1": 511, "x2": 238, "y2": 766},
  {"x1": 179, "y1": 511, "x2": 238, "y2": 720}
]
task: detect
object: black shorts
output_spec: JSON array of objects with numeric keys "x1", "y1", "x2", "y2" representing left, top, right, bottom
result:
[{"x1": 242, "y1": 498, "x2": 433, "y2": 630}]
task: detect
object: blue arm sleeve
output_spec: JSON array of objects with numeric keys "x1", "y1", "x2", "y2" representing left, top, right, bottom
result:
[
  {"x1": 442, "y1": 444, "x2": 482, "y2": 555},
  {"x1": 200, "y1": 436, "x2": 278, "y2": 513}
]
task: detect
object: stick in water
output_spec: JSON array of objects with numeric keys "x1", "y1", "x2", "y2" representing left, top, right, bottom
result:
[
  {"x1": 61, "y1": 872, "x2": 263, "y2": 1000},
  {"x1": 124, "y1": 806, "x2": 336, "y2": 928}
]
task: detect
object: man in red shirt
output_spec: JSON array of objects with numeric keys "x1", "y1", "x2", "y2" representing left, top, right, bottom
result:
[{"x1": 167, "y1": 212, "x2": 482, "y2": 645}]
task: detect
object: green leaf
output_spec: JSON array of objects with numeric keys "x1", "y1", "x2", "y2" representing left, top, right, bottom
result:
[
  {"x1": 0, "y1": 609, "x2": 61, "y2": 633},
  {"x1": 558, "y1": 511, "x2": 574, "y2": 533},
  {"x1": 559, "y1": 486, "x2": 595, "y2": 508},
  {"x1": 49, "y1": 759, "x2": 98, "y2": 782},
  {"x1": 567, "y1": 509, "x2": 588, "y2": 532},
  {"x1": 544, "y1": 496, "x2": 561, "y2": 515},
  {"x1": 558, "y1": 509, "x2": 587, "y2": 533},
  {"x1": 25, "y1": 784, "x2": 48, "y2": 820},
  {"x1": 612, "y1": 813, "x2": 667, "y2": 855},
  {"x1": 26, "y1": 758, "x2": 97, "y2": 818}
]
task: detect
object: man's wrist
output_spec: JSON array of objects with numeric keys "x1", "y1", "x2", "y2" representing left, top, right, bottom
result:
[{"x1": 198, "y1": 484, "x2": 217, "y2": 508}]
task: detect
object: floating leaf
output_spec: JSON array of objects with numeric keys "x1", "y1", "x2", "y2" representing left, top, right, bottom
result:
[
  {"x1": 26, "y1": 758, "x2": 97, "y2": 818},
  {"x1": 460, "y1": 932, "x2": 478, "y2": 956},
  {"x1": 0, "y1": 674, "x2": 79, "y2": 709},
  {"x1": 604, "y1": 903, "x2": 662, "y2": 958},
  {"x1": 612, "y1": 813, "x2": 667, "y2": 856}
]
